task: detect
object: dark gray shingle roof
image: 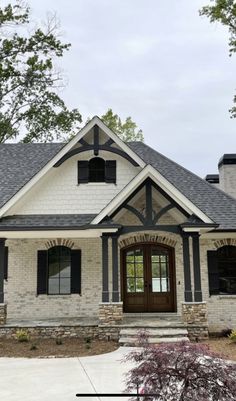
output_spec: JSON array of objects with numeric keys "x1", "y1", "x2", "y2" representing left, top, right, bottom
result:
[
  {"x1": 128, "y1": 142, "x2": 236, "y2": 230},
  {"x1": 0, "y1": 214, "x2": 96, "y2": 229},
  {"x1": 0, "y1": 143, "x2": 64, "y2": 208},
  {"x1": 1, "y1": 141, "x2": 236, "y2": 230}
]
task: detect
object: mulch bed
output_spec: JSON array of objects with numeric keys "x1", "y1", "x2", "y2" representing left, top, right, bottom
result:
[
  {"x1": 203, "y1": 337, "x2": 236, "y2": 361},
  {"x1": 0, "y1": 337, "x2": 119, "y2": 358}
]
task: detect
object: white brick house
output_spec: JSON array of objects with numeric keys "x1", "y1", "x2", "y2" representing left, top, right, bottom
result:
[{"x1": 0, "y1": 116, "x2": 236, "y2": 339}]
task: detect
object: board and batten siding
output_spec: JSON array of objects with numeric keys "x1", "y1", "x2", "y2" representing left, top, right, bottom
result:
[{"x1": 7, "y1": 150, "x2": 141, "y2": 215}]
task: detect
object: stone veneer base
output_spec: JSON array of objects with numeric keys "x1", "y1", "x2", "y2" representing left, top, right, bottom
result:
[
  {"x1": 182, "y1": 302, "x2": 209, "y2": 341},
  {"x1": 0, "y1": 325, "x2": 120, "y2": 341},
  {"x1": 0, "y1": 304, "x2": 7, "y2": 325},
  {"x1": 99, "y1": 302, "x2": 123, "y2": 325}
]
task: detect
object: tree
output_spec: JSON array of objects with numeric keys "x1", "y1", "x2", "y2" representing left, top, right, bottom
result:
[
  {"x1": 0, "y1": 2, "x2": 81, "y2": 143},
  {"x1": 200, "y1": 0, "x2": 236, "y2": 117},
  {"x1": 124, "y1": 334, "x2": 236, "y2": 401},
  {"x1": 101, "y1": 109, "x2": 144, "y2": 142}
]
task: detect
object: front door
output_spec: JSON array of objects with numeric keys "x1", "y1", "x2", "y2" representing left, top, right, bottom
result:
[{"x1": 122, "y1": 244, "x2": 176, "y2": 312}]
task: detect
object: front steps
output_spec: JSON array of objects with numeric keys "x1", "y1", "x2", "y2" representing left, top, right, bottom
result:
[{"x1": 119, "y1": 314, "x2": 189, "y2": 345}]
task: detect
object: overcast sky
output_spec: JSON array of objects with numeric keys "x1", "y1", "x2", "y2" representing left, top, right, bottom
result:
[{"x1": 28, "y1": 0, "x2": 236, "y2": 177}]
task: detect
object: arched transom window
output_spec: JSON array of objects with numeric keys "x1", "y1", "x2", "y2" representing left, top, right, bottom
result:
[
  {"x1": 89, "y1": 157, "x2": 105, "y2": 182},
  {"x1": 48, "y1": 246, "x2": 71, "y2": 294}
]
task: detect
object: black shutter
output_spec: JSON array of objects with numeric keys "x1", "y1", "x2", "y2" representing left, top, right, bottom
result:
[
  {"x1": 4, "y1": 247, "x2": 8, "y2": 281},
  {"x1": 78, "y1": 161, "x2": 89, "y2": 183},
  {"x1": 105, "y1": 160, "x2": 116, "y2": 183},
  {"x1": 37, "y1": 250, "x2": 48, "y2": 295},
  {"x1": 207, "y1": 250, "x2": 219, "y2": 295},
  {"x1": 71, "y1": 249, "x2": 81, "y2": 294}
]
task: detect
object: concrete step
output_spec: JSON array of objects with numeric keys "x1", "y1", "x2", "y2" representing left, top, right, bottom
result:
[
  {"x1": 120, "y1": 328, "x2": 188, "y2": 338},
  {"x1": 119, "y1": 336, "x2": 190, "y2": 345},
  {"x1": 119, "y1": 325, "x2": 189, "y2": 345}
]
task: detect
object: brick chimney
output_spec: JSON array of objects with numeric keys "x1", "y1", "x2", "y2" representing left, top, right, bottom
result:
[{"x1": 218, "y1": 154, "x2": 236, "y2": 199}]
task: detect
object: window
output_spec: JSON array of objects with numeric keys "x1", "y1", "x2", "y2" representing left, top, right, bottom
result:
[
  {"x1": 89, "y1": 157, "x2": 105, "y2": 182},
  {"x1": 78, "y1": 159, "x2": 116, "y2": 184},
  {"x1": 208, "y1": 245, "x2": 236, "y2": 295},
  {"x1": 48, "y1": 246, "x2": 71, "y2": 295}
]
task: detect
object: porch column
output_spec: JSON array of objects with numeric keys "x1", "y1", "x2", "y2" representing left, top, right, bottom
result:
[
  {"x1": 102, "y1": 234, "x2": 109, "y2": 302},
  {"x1": 191, "y1": 233, "x2": 203, "y2": 302},
  {"x1": 112, "y1": 235, "x2": 119, "y2": 302},
  {"x1": 0, "y1": 238, "x2": 5, "y2": 303},
  {"x1": 182, "y1": 233, "x2": 193, "y2": 302}
]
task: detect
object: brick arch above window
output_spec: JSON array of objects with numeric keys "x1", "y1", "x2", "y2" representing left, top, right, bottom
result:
[
  {"x1": 119, "y1": 233, "x2": 177, "y2": 249},
  {"x1": 213, "y1": 239, "x2": 236, "y2": 249},
  {"x1": 45, "y1": 239, "x2": 75, "y2": 250}
]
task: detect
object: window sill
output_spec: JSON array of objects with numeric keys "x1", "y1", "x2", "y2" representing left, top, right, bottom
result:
[
  {"x1": 77, "y1": 182, "x2": 116, "y2": 186},
  {"x1": 210, "y1": 294, "x2": 236, "y2": 299}
]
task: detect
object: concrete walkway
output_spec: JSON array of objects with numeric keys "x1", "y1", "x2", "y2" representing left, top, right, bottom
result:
[{"x1": 0, "y1": 347, "x2": 135, "y2": 401}]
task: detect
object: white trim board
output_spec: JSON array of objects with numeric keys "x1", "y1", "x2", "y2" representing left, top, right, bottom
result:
[
  {"x1": 0, "y1": 116, "x2": 145, "y2": 218},
  {"x1": 92, "y1": 165, "x2": 214, "y2": 225}
]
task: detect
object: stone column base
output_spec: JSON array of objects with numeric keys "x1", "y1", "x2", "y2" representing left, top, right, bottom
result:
[
  {"x1": 182, "y1": 302, "x2": 208, "y2": 341},
  {"x1": 0, "y1": 304, "x2": 7, "y2": 325},
  {"x1": 99, "y1": 302, "x2": 123, "y2": 326}
]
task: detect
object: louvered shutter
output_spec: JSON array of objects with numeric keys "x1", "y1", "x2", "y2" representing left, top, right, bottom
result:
[
  {"x1": 4, "y1": 247, "x2": 8, "y2": 281},
  {"x1": 37, "y1": 250, "x2": 48, "y2": 295},
  {"x1": 71, "y1": 250, "x2": 81, "y2": 294},
  {"x1": 207, "y1": 250, "x2": 219, "y2": 295},
  {"x1": 105, "y1": 160, "x2": 116, "y2": 183},
  {"x1": 78, "y1": 161, "x2": 89, "y2": 183}
]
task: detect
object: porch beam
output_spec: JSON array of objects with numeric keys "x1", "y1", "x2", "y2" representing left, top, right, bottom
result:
[
  {"x1": 0, "y1": 238, "x2": 6, "y2": 303},
  {"x1": 102, "y1": 234, "x2": 109, "y2": 302},
  {"x1": 191, "y1": 232, "x2": 203, "y2": 302},
  {"x1": 182, "y1": 233, "x2": 193, "y2": 302},
  {"x1": 120, "y1": 225, "x2": 181, "y2": 234},
  {"x1": 112, "y1": 236, "x2": 119, "y2": 302}
]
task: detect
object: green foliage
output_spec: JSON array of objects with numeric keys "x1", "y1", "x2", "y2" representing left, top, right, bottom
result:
[
  {"x1": 0, "y1": 1, "x2": 81, "y2": 143},
  {"x1": 101, "y1": 109, "x2": 144, "y2": 142},
  {"x1": 229, "y1": 329, "x2": 236, "y2": 342},
  {"x1": 15, "y1": 329, "x2": 30, "y2": 342},
  {"x1": 200, "y1": 1, "x2": 236, "y2": 117}
]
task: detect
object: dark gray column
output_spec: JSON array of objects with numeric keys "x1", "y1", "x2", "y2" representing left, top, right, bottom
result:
[
  {"x1": 0, "y1": 239, "x2": 5, "y2": 303},
  {"x1": 102, "y1": 234, "x2": 109, "y2": 302},
  {"x1": 191, "y1": 233, "x2": 203, "y2": 302},
  {"x1": 112, "y1": 236, "x2": 119, "y2": 302},
  {"x1": 182, "y1": 233, "x2": 193, "y2": 302}
]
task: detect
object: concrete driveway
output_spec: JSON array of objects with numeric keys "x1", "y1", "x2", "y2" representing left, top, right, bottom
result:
[{"x1": 0, "y1": 347, "x2": 135, "y2": 401}]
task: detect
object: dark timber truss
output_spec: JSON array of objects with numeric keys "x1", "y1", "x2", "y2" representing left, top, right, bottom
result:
[{"x1": 54, "y1": 125, "x2": 139, "y2": 167}]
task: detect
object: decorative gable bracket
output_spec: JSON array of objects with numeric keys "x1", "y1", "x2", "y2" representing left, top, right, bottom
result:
[{"x1": 54, "y1": 125, "x2": 139, "y2": 167}]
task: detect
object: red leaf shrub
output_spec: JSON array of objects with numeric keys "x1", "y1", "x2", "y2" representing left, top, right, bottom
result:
[{"x1": 124, "y1": 334, "x2": 236, "y2": 401}]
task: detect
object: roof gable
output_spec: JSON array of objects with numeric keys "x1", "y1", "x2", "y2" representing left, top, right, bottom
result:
[
  {"x1": 0, "y1": 117, "x2": 145, "y2": 217},
  {"x1": 92, "y1": 165, "x2": 214, "y2": 225}
]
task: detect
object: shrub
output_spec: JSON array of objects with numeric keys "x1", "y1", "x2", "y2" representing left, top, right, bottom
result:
[
  {"x1": 221, "y1": 328, "x2": 232, "y2": 337},
  {"x1": 30, "y1": 343, "x2": 38, "y2": 351},
  {"x1": 124, "y1": 333, "x2": 236, "y2": 401},
  {"x1": 55, "y1": 338, "x2": 63, "y2": 345},
  {"x1": 229, "y1": 329, "x2": 236, "y2": 343},
  {"x1": 15, "y1": 329, "x2": 30, "y2": 342}
]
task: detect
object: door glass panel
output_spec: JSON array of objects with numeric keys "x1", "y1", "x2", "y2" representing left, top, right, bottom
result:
[
  {"x1": 136, "y1": 264, "x2": 144, "y2": 277},
  {"x1": 151, "y1": 249, "x2": 170, "y2": 293},
  {"x1": 136, "y1": 278, "x2": 144, "y2": 292},
  {"x1": 127, "y1": 263, "x2": 135, "y2": 277},
  {"x1": 126, "y1": 248, "x2": 144, "y2": 293},
  {"x1": 127, "y1": 278, "x2": 135, "y2": 292}
]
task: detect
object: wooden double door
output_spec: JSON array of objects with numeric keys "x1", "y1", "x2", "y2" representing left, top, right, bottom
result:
[{"x1": 122, "y1": 243, "x2": 176, "y2": 313}]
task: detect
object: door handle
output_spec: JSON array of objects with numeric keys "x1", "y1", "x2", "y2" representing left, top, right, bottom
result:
[{"x1": 144, "y1": 281, "x2": 148, "y2": 288}]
